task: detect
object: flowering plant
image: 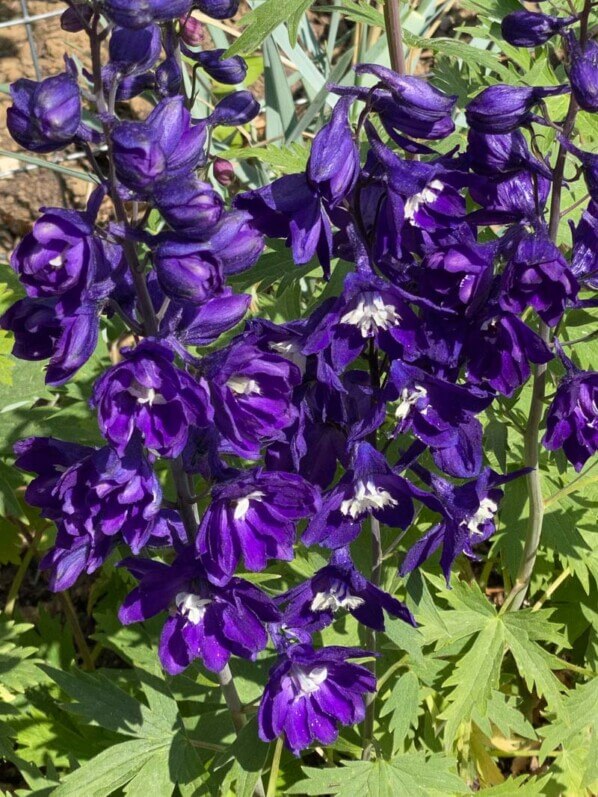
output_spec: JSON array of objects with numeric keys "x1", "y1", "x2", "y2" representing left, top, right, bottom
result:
[{"x1": 0, "y1": 0, "x2": 597, "y2": 794}]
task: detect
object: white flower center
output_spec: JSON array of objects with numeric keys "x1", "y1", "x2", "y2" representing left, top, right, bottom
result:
[
  {"x1": 233, "y1": 490, "x2": 265, "y2": 521},
  {"x1": 404, "y1": 179, "x2": 444, "y2": 221},
  {"x1": 291, "y1": 665, "x2": 328, "y2": 696},
  {"x1": 175, "y1": 592, "x2": 211, "y2": 625},
  {"x1": 464, "y1": 498, "x2": 498, "y2": 536},
  {"x1": 311, "y1": 581, "x2": 365, "y2": 613},
  {"x1": 227, "y1": 375, "x2": 262, "y2": 395},
  {"x1": 340, "y1": 295, "x2": 401, "y2": 338},
  {"x1": 48, "y1": 254, "x2": 66, "y2": 269},
  {"x1": 128, "y1": 380, "x2": 167, "y2": 406},
  {"x1": 340, "y1": 480, "x2": 397, "y2": 519},
  {"x1": 395, "y1": 385, "x2": 427, "y2": 421},
  {"x1": 270, "y1": 341, "x2": 298, "y2": 355}
]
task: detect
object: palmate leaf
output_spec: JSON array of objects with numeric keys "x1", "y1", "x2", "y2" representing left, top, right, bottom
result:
[
  {"x1": 286, "y1": 754, "x2": 468, "y2": 796},
  {"x1": 226, "y1": 0, "x2": 312, "y2": 58},
  {"x1": 220, "y1": 142, "x2": 310, "y2": 175}
]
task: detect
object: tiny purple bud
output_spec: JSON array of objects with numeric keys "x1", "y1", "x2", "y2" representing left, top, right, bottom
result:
[
  {"x1": 213, "y1": 157, "x2": 236, "y2": 186},
  {"x1": 60, "y1": 4, "x2": 93, "y2": 32},
  {"x1": 501, "y1": 11, "x2": 576, "y2": 48},
  {"x1": 193, "y1": 0, "x2": 240, "y2": 20},
  {"x1": 179, "y1": 14, "x2": 205, "y2": 46}
]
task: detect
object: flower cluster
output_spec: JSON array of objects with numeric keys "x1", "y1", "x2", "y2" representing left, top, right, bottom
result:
[{"x1": 3, "y1": 0, "x2": 597, "y2": 757}]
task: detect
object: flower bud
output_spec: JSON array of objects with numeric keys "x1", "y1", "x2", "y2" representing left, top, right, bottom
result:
[
  {"x1": 501, "y1": 11, "x2": 575, "y2": 48},
  {"x1": 209, "y1": 91, "x2": 260, "y2": 127},
  {"x1": 213, "y1": 157, "x2": 236, "y2": 186},
  {"x1": 307, "y1": 97, "x2": 359, "y2": 207},
  {"x1": 154, "y1": 177, "x2": 224, "y2": 233},
  {"x1": 156, "y1": 56, "x2": 184, "y2": 97},
  {"x1": 185, "y1": 49, "x2": 248, "y2": 85},
  {"x1": 193, "y1": 0, "x2": 240, "y2": 20},
  {"x1": 108, "y1": 25, "x2": 162, "y2": 76},
  {"x1": 179, "y1": 15, "x2": 205, "y2": 46},
  {"x1": 568, "y1": 35, "x2": 598, "y2": 112},
  {"x1": 153, "y1": 239, "x2": 223, "y2": 303},
  {"x1": 104, "y1": 0, "x2": 193, "y2": 28},
  {"x1": 61, "y1": 4, "x2": 93, "y2": 32},
  {"x1": 7, "y1": 73, "x2": 82, "y2": 153},
  {"x1": 466, "y1": 84, "x2": 569, "y2": 133}
]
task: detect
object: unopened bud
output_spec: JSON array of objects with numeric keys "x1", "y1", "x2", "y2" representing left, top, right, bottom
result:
[
  {"x1": 213, "y1": 157, "x2": 236, "y2": 186},
  {"x1": 179, "y1": 15, "x2": 205, "y2": 47}
]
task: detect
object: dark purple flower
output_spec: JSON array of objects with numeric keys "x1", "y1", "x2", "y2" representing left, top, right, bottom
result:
[
  {"x1": 14, "y1": 436, "x2": 93, "y2": 520},
  {"x1": 400, "y1": 467, "x2": 523, "y2": 583},
  {"x1": 194, "y1": 0, "x2": 240, "y2": 19},
  {"x1": 153, "y1": 238, "x2": 223, "y2": 303},
  {"x1": 235, "y1": 173, "x2": 333, "y2": 274},
  {"x1": 184, "y1": 48, "x2": 247, "y2": 85},
  {"x1": 208, "y1": 91, "x2": 260, "y2": 127},
  {"x1": 7, "y1": 73, "x2": 82, "y2": 153},
  {"x1": 307, "y1": 97, "x2": 359, "y2": 207},
  {"x1": 467, "y1": 130, "x2": 552, "y2": 180},
  {"x1": 197, "y1": 469, "x2": 320, "y2": 584},
  {"x1": 118, "y1": 551, "x2": 279, "y2": 673},
  {"x1": 104, "y1": 0, "x2": 193, "y2": 28},
  {"x1": 108, "y1": 24, "x2": 162, "y2": 76},
  {"x1": 567, "y1": 33, "x2": 598, "y2": 112},
  {"x1": 45, "y1": 302, "x2": 101, "y2": 386},
  {"x1": 465, "y1": 84, "x2": 569, "y2": 133},
  {"x1": 571, "y1": 200, "x2": 598, "y2": 289},
  {"x1": 204, "y1": 339, "x2": 301, "y2": 459},
  {"x1": 303, "y1": 272, "x2": 421, "y2": 373},
  {"x1": 200, "y1": 210, "x2": 265, "y2": 275},
  {"x1": 465, "y1": 311, "x2": 553, "y2": 397},
  {"x1": 279, "y1": 547, "x2": 414, "y2": 632},
  {"x1": 160, "y1": 288, "x2": 251, "y2": 347},
  {"x1": 0, "y1": 297, "x2": 62, "y2": 362},
  {"x1": 501, "y1": 11, "x2": 575, "y2": 48},
  {"x1": 468, "y1": 168, "x2": 551, "y2": 225},
  {"x1": 91, "y1": 339, "x2": 212, "y2": 458},
  {"x1": 499, "y1": 233, "x2": 579, "y2": 327},
  {"x1": 559, "y1": 139, "x2": 598, "y2": 202},
  {"x1": 385, "y1": 361, "x2": 493, "y2": 477},
  {"x1": 153, "y1": 177, "x2": 224, "y2": 233},
  {"x1": 543, "y1": 366, "x2": 598, "y2": 471},
  {"x1": 111, "y1": 96, "x2": 207, "y2": 194},
  {"x1": 351, "y1": 64, "x2": 457, "y2": 140},
  {"x1": 155, "y1": 56, "x2": 184, "y2": 98},
  {"x1": 258, "y1": 644, "x2": 376, "y2": 754},
  {"x1": 303, "y1": 442, "x2": 431, "y2": 549},
  {"x1": 10, "y1": 207, "x2": 117, "y2": 300},
  {"x1": 61, "y1": 4, "x2": 93, "y2": 32}
]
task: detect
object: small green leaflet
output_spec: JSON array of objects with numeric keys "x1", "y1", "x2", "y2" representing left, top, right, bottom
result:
[
  {"x1": 226, "y1": 0, "x2": 312, "y2": 58},
  {"x1": 220, "y1": 141, "x2": 310, "y2": 175}
]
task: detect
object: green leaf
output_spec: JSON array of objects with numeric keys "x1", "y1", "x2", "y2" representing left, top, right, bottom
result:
[
  {"x1": 380, "y1": 670, "x2": 419, "y2": 751},
  {"x1": 0, "y1": 149, "x2": 98, "y2": 184},
  {"x1": 220, "y1": 141, "x2": 310, "y2": 175},
  {"x1": 286, "y1": 754, "x2": 467, "y2": 796},
  {"x1": 477, "y1": 774, "x2": 552, "y2": 794},
  {"x1": 440, "y1": 617, "x2": 506, "y2": 746},
  {"x1": 226, "y1": 0, "x2": 312, "y2": 58}
]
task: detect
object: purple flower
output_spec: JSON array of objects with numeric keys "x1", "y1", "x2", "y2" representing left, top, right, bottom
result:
[
  {"x1": 111, "y1": 97, "x2": 206, "y2": 194},
  {"x1": 10, "y1": 206, "x2": 120, "y2": 300},
  {"x1": 235, "y1": 173, "x2": 333, "y2": 275},
  {"x1": 7, "y1": 73, "x2": 83, "y2": 153},
  {"x1": 278, "y1": 547, "x2": 414, "y2": 632},
  {"x1": 571, "y1": 200, "x2": 598, "y2": 289},
  {"x1": 45, "y1": 302, "x2": 101, "y2": 387},
  {"x1": 351, "y1": 64, "x2": 457, "y2": 141},
  {"x1": 204, "y1": 338, "x2": 301, "y2": 459},
  {"x1": 197, "y1": 469, "x2": 320, "y2": 584},
  {"x1": 208, "y1": 91, "x2": 260, "y2": 127},
  {"x1": 543, "y1": 366, "x2": 598, "y2": 471},
  {"x1": 499, "y1": 233, "x2": 579, "y2": 327},
  {"x1": 465, "y1": 311, "x2": 553, "y2": 397},
  {"x1": 91, "y1": 339, "x2": 212, "y2": 458},
  {"x1": 107, "y1": 24, "x2": 162, "y2": 77},
  {"x1": 567, "y1": 33, "x2": 598, "y2": 112},
  {"x1": 194, "y1": 0, "x2": 240, "y2": 19},
  {"x1": 468, "y1": 168, "x2": 551, "y2": 225},
  {"x1": 467, "y1": 130, "x2": 552, "y2": 180},
  {"x1": 153, "y1": 177, "x2": 224, "y2": 234},
  {"x1": 501, "y1": 11, "x2": 575, "y2": 48},
  {"x1": 153, "y1": 238, "x2": 223, "y2": 303},
  {"x1": 258, "y1": 644, "x2": 376, "y2": 754},
  {"x1": 104, "y1": 0, "x2": 193, "y2": 28},
  {"x1": 303, "y1": 442, "x2": 431, "y2": 549},
  {"x1": 307, "y1": 97, "x2": 359, "y2": 207},
  {"x1": 158, "y1": 287, "x2": 251, "y2": 347},
  {"x1": 385, "y1": 361, "x2": 493, "y2": 478},
  {"x1": 466, "y1": 84, "x2": 569, "y2": 133},
  {"x1": 400, "y1": 467, "x2": 523, "y2": 583},
  {"x1": 0, "y1": 297, "x2": 62, "y2": 363},
  {"x1": 15, "y1": 438, "x2": 164, "y2": 590},
  {"x1": 303, "y1": 272, "x2": 421, "y2": 373},
  {"x1": 118, "y1": 551, "x2": 279, "y2": 673},
  {"x1": 184, "y1": 48, "x2": 248, "y2": 85}
]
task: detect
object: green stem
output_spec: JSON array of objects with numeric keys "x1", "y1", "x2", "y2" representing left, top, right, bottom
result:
[
  {"x1": 383, "y1": 0, "x2": 405, "y2": 74},
  {"x1": 60, "y1": 591, "x2": 95, "y2": 671},
  {"x1": 266, "y1": 737, "x2": 284, "y2": 797},
  {"x1": 362, "y1": 517, "x2": 382, "y2": 759},
  {"x1": 5, "y1": 525, "x2": 44, "y2": 617}
]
